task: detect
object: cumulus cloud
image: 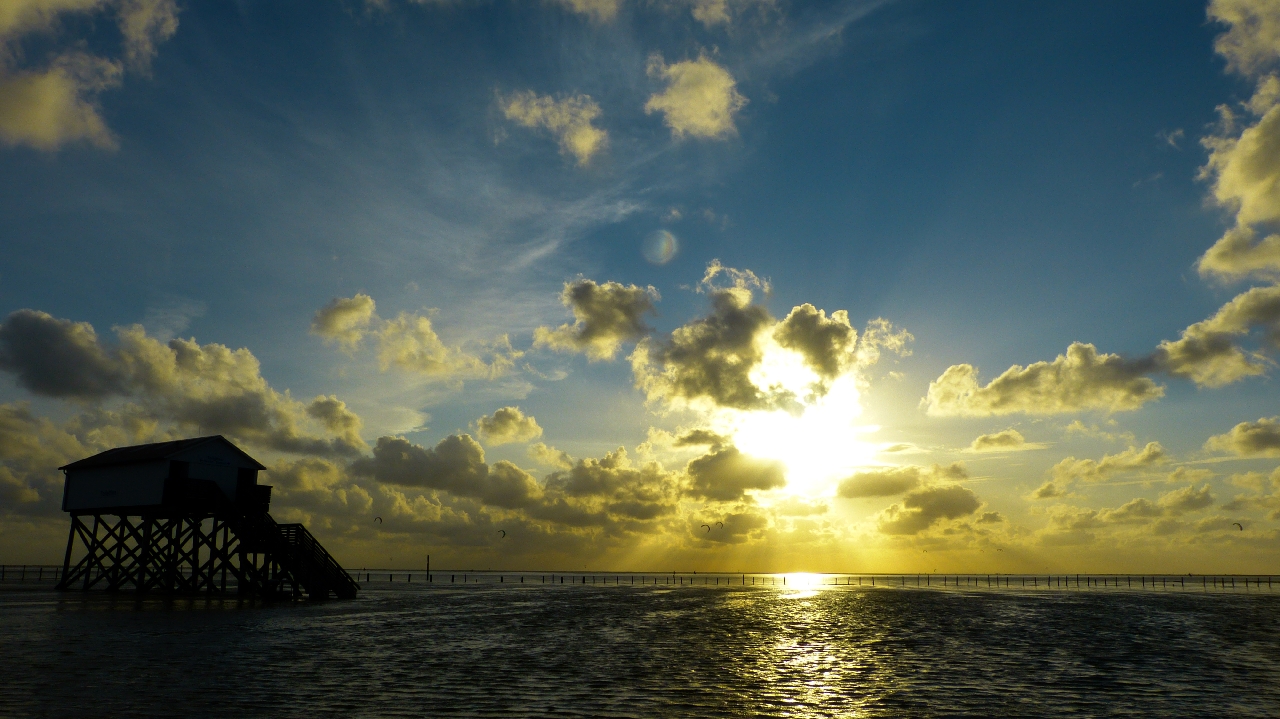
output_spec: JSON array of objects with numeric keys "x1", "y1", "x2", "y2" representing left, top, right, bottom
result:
[
  {"x1": 1156, "y1": 483, "x2": 1216, "y2": 515},
  {"x1": 0, "y1": 0, "x2": 177, "y2": 150},
  {"x1": 773, "y1": 304, "x2": 857, "y2": 381},
  {"x1": 1195, "y1": 3, "x2": 1280, "y2": 280},
  {"x1": 644, "y1": 55, "x2": 746, "y2": 140},
  {"x1": 0, "y1": 309, "x2": 368, "y2": 459},
  {"x1": 311, "y1": 293, "x2": 377, "y2": 348},
  {"x1": 542, "y1": 447, "x2": 681, "y2": 521},
  {"x1": 500, "y1": 91, "x2": 608, "y2": 165},
  {"x1": 836, "y1": 463, "x2": 966, "y2": 499},
  {"x1": 473, "y1": 406, "x2": 543, "y2": 446},
  {"x1": 549, "y1": 0, "x2": 619, "y2": 22},
  {"x1": 925, "y1": 343, "x2": 1163, "y2": 417},
  {"x1": 377, "y1": 312, "x2": 517, "y2": 379},
  {"x1": 533, "y1": 280, "x2": 658, "y2": 360},
  {"x1": 633, "y1": 262, "x2": 905, "y2": 413},
  {"x1": 966, "y1": 428, "x2": 1043, "y2": 453},
  {"x1": 311, "y1": 295, "x2": 516, "y2": 380},
  {"x1": 877, "y1": 484, "x2": 982, "y2": 535},
  {"x1": 527, "y1": 442, "x2": 574, "y2": 469},
  {"x1": 685, "y1": 446, "x2": 785, "y2": 501},
  {"x1": 1205, "y1": 416, "x2": 1280, "y2": 456},
  {"x1": 632, "y1": 279, "x2": 775, "y2": 410},
  {"x1": 0, "y1": 309, "x2": 126, "y2": 398},
  {"x1": 1051, "y1": 442, "x2": 1166, "y2": 483},
  {"x1": 352, "y1": 434, "x2": 542, "y2": 509}
]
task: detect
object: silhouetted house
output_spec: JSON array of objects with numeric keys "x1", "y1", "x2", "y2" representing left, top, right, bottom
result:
[
  {"x1": 61, "y1": 435, "x2": 269, "y2": 516},
  {"x1": 56, "y1": 436, "x2": 357, "y2": 600}
]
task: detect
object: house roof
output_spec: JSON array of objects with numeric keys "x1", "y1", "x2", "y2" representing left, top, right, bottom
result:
[{"x1": 59, "y1": 435, "x2": 267, "y2": 471}]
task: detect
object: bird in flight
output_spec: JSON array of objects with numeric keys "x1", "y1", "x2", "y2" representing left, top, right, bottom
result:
[
  {"x1": 701, "y1": 524, "x2": 711, "y2": 533},
  {"x1": 1233, "y1": 522, "x2": 1244, "y2": 531},
  {"x1": 374, "y1": 516, "x2": 383, "y2": 524},
  {"x1": 498, "y1": 529, "x2": 507, "y2": 538}
]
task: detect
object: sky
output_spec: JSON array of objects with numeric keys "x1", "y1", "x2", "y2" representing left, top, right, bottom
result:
[{"x1": 3, "y1": 0, "x2": 1280, "y2": 573}]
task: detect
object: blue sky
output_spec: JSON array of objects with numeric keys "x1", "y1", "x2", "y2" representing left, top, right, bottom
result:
[{"x1": 3, "y1": 0, "x2": 1280, "y2": 572}]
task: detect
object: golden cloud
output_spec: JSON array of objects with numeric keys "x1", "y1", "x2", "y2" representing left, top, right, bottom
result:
[
  {"x1": 500, "y1": 90, "x2": 608, "y2": 165},
  {"x1": 0, "y1": 309, "x2": 368, "y2": 459},
  {"x1": 1206, "y1": 415, "x2": 1280, "y2": 456},
  {"x1": 473, "y1": 406, "x2": 543, "y2": 446},
  {"x1": 0, "y1": 0, "x2": 177, "y2": 150},
  {"x1": 924, "y1": 343, "x2": 1164, "y2": 417},
  {"x1": 644, "y1": 55, "x2": 746, "y2": 140},
  {"x1": 310, "y1": 293, "x2": 377, "y2": 348},
  {"x1": 836, "y1": 463, "x2": 966, "y2": 499}
]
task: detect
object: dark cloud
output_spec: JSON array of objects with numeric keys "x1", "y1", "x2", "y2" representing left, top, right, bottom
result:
[
  {"x1": 685, "y1": 446, "x2": 785, "y2": 501},
  {"x1": 877, "y1": 485, "x2": 982, "y2": 535},
  {"x1": 632, "y1": 287, "x2": 775, "y2": 410},
  {"x1": 352, "y1": 434, "x2": 541, "y2": 509},
  {"x1": 534, "y1": 280, "x2": 659, "y2": 361},
  {"x1": 837, "y1": 463, "x2": 966, "y2": 499},
  {"x1": 1205, "y1": 416, "x2": 1280, "y2": 456},
  {"x1": 773, "y1": 303, "x2": 856, "y2": 380},
  {"x1": 0, "y1": 310, "x2": 125, "y2": 398}
]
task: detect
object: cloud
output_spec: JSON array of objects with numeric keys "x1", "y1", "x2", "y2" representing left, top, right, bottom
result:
[
  {"x1": 772, "y1": 304, "x2": 857, "y2": 381},
  {"x1": 542, "y1": 447, "x2": 681, "y2": 520},
  {"x1": 644, "y1": 55, "x2": 747, "y2": 140},
  {"x1": 1205, "y1": 416, "x2": 1280, "y2": 456},
  {"x1": 377, "y1": 311, "x2": 517, "y2": 379},
  {"x1": 500, "y1": 91, "x2": 608, "y2": 166},
  {"x1": 633, "y1": 262, "x2": 903, "y2": 413},
  {"x1": 924, "y1": 343, "x2": 1163, "y2": 417},
  {"x1": 0, "y1": 0, "x2": 178, "y2": 150},
  {"x1": 926, "y1": 281, "x2": 1280, "y2": 417},
  {"x1": 1209, "y1": 0, "x2": 1280, "y2": 76},
  {"x1": 116, "y1": 0, "x2": 179, "y2": 68},
  {"x1": 1156, "y1": 483, "x2": 1215, "y2": 515},
  {"x1": 1196, "y1": 2, "x2": 1280, "y2": 280},
  {"x1": 533, "y1": 280, "x2": 659, "y2": 360},
  {"x1": 311, "y1": 295, "x2": 516, "y2": 380},
  {"x1": 549, "y1": 0, "x2": 619, "y2": 22},
  {"x1": 877, "y1": 484, "x2": 982, "y2": 535},
  {"x1": 836, "y1": 463, "x2": 966, "y2": 499},
  {"x1": 684, "y1": 446, "x2": 785, "y2": 501},
  {"x1": 631, "y1": 280, "x2": 775, "y2": 410},
  {"x1": 0, "y1": 310, "x2": 126, "y2": 398},
  {"x1": 1048, "y1": 442, "x2": 1166, "y2": 484},
  {"x1": 965, "y1": 428, "x2": 1043, "y2": 453},
  {"x1": 0, "y1": 309, "x2": 368, "y2": 458},
  {"x1": 473, "y1": 406, "x2": 543, "y2": 446},
  {"x1": 352, "y1": 434, "x2": 542, "y2": 509},
  {"x1": 311, "y1": 294, "x2": 377, "y2": 348},
  {"x1": 527, "y1": 442, "x2": 574, "y2": 469}
]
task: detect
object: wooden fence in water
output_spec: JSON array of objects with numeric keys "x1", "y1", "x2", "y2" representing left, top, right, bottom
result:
[{"x1": 4, "y1": 565, "x2": 1276, "y2": 592}]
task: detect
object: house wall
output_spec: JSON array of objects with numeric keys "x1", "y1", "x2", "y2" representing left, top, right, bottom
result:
[{"x1": 63, "y1": 460, "x2": 169, "y2": 512}]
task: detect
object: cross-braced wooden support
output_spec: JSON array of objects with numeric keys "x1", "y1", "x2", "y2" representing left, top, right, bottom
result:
[{"x1": 56, "y1": 513, "x2": 306, "y2": 599}]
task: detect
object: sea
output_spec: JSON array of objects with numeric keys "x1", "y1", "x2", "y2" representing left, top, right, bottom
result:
[{"x1": 2, "y1": 572, "x2": 1278, "y2": 717}]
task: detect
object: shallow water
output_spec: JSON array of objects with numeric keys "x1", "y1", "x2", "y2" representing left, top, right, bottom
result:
[{"x1": 3, "y1": 580, "x2": 1279, "y2": 717}]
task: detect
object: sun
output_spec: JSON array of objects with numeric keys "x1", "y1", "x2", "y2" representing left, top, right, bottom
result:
[{"x1": 710, "y1": 340, "x2": 882, "y2": 496}]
